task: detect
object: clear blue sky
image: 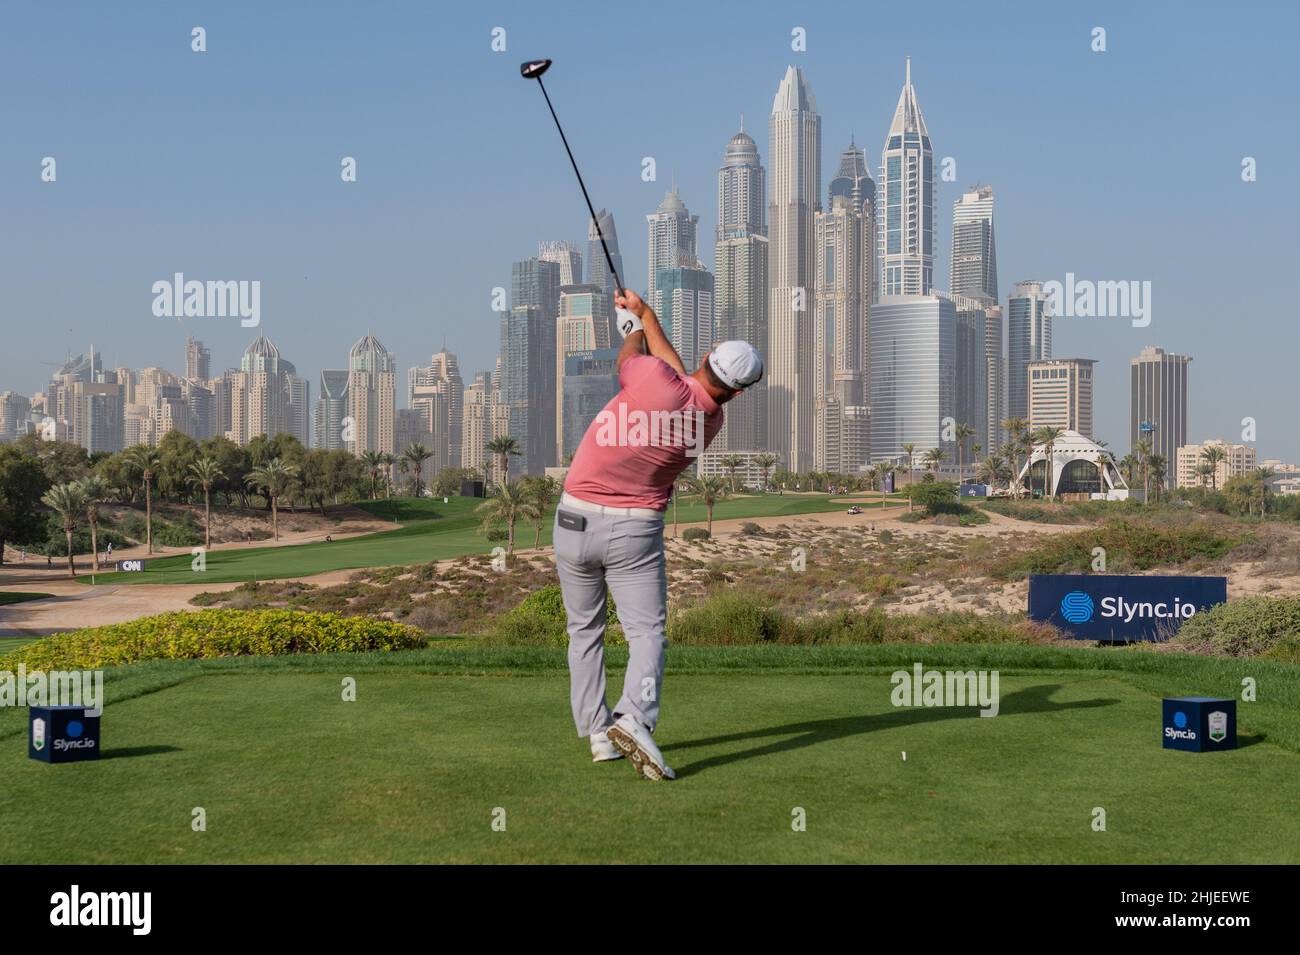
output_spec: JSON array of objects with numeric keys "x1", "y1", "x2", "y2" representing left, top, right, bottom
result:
[{"x1": 2, "y1": 0, "x2": 1297, "y2": 458}]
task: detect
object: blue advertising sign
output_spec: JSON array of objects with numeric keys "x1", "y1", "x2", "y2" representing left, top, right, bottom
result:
[
  {"x1": 1028, "y1": 574, "x2": 1227, "y2": 642},
  {"x1": 882, "y1": 471, "x2": 895, "y2": 494}
]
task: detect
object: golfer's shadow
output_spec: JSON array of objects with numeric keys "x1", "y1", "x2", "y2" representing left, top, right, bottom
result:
[{"x1": 667, "y1": 683, "x2": 1118, "y2": 778}]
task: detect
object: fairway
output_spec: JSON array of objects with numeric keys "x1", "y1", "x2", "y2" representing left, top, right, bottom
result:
[
  {"x1": 84, "y1": 493, "x2": 886, "y2": 585},
  {"x1": 3, "y1": 650, "x2": 1297, "y2": 864}
]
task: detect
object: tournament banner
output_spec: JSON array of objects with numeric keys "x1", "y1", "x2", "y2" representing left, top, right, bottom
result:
[{"x1": 1028, "y1": 574, "x2": 1227, "y2": 642}]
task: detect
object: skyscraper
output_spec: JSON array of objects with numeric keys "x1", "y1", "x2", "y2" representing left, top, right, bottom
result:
[
  {"x1": 954, "y1": 299, "x2": 989, "y2": 463},
  {"x1": 1007, "y1": 281, "x2": 1052, "y2": 422},
  {"x1": 539, "y1": 240, "x2": 583, "y2": 287},
  {"x1": 951, "y1": 185, "x2": 1002, "y2": 451},
  {"x1": 655, "y1": 263, "x2": 714, "y2": 373},
  {"x1": 587, "y1": 210, "x2": 624, "y2": 342},
  {"x1": 646, "y1": 184, "x2": 699, "y2": 315},
  {"x1": 227, "y1": 335, "x2": 308, "y2": 446},
  {"x1": 868, "y1": 294, "x2": 956, "y2": 465},
  {"x1": 314, "y1": 369, "x2": 349, "y2": 450},
  {"x1": 813, "y1": 193, "x2": 869, "y2": 473},
  {"x1": 561, "y1": 349, "x2": 621, "y2": 464},
  {"x1": 554, "y1": 284, "x2": 610, "y2": 461},
  {"x1": 506, "y1": 257, "x2": 561, "y2": 474},
  {"x1": 346, "y1": 333, "x2": 396, "y2": 455},
  {"x1": 768, "y1": 64, "x2": 821, "y2": 473},
  {"x1": 828, "y1": 139, "x2": 877, "y2": 315},
  {"x1": 185, "y1": 335, "x2": 211, "y2": 381},
  {"x1": 879, "y1": 58, "x2": 934, "y2": 297},
  {"x1": 715, "y1": 124, "x2": 769, "y2": 453},
  {"x1": 1130, "y1": 346, "x2": 1191, "y2": 467},
  {"x1": 1028, "y1": 358, "x2": 1095, "y2": 439},
  {"x1": 951, "y1": 186, "x2": 998, "y2": 302}
]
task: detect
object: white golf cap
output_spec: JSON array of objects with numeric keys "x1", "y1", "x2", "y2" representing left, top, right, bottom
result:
[{"x1": 707, "y1": 340, "x2": 764, "y2": 390}]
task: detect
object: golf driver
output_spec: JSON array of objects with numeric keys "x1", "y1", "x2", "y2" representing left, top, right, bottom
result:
[{"x1": 520, "y1": 58, "x2": 628, "y2": 308}]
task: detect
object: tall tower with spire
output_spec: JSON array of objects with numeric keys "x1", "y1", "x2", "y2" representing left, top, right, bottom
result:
[
  {"x1": 879, "y1": 57, "x2": 934, "y2": 296},
  {"x1": 587, "y1": 209, "x2": 623, "y2": 342},
  {"x1": 768, "y1": 64, "x2": 821, "y2": 472},
  {"x1": 715, "y1": 121, "x2": 769, "y2": 452}
]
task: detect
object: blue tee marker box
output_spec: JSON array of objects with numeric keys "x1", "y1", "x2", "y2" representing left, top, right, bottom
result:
[
  {"x1": 29, "y1": 705, "x2": 101, "y2": 763},
  {"x1": 1162, "y1": 697, "x2": 1236, "y2": 752}
]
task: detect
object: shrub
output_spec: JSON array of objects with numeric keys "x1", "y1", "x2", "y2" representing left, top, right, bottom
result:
[
  {"x1": 878, "y1": 529, "x2": 894, "y2": 545},
  {"x1": 490, "y1": 585, "x2": 619, "y2": 646},
  {"x1": 1172, "y1": 596, "x2": 1300, "y2": 660},
  {"x1": 740, "y1": 522, "x2": 764, "y2": 536},
  {"x1": 910, "y1": 481, "x2": 961, "y2": 515},
  {"x1": 8, "y1": 609, "x2": 426, "y2": 670},
  {"x1": 668, "y1": 592, "x2": 785, "y2": 644},
  {"x1": 990, "y1": 520, "x2": 1247, "y2": 580},
  {"x1": 682, "y1": 528, "x2": 711, "y2": 542}
]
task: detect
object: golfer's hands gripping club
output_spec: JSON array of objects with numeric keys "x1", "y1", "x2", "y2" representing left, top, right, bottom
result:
[{"x1": 614, "y1": 289, "x2": 645, "y2": 339}]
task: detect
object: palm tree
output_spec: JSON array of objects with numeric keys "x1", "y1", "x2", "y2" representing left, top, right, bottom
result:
[
  {"x1": 976, "y1": 455, "x2": 1008, "y2": 490},
  {"x1": 1255, "y1": 467, "x2": 1276, "y2": 517},
  {"x1": 901, "y1": 443, "x2": 916, "y2": 511},
  {"x1": 1030, "y1": 426, "x2": 1065, "y2": 500},
  {"x1": 954, "y1": 422, "x2": 976, "y2": 483},
  {"x1": 689, "y1": 475, "x2": 730, "y2": 537},
  {"x1": 74, "y1": 475, "x2": 109, "y2": 571},
  {"x1": 42, "y1": 482, "x2": 86, "y2": 577},
  {"x1": 878, "y1": 463, "x2": 896, "y2": 507},
  {"x1": 1134, "y1": 437, "x2": 1153, "y2": 503},
  {"x1": 188, "y1": 457, "x2": 224, "y2": 549},
  {"x1": 245, "y1": 458, "x2": 299, "y2": 541},
  {"x1": 923, "y1": 447, "x2": 946, "y2": 476},
  {"x1": 124, "y1": 446, "x2": 161, "y2": 554},
  {"x1": 865, "y1": 464, "x2": 880, "y2": 496},
  {"x1": 402, "y1": 443, "x2": 433, "y2": 498},
  {"x1": 523, "y1": 475, "x2": 559, "y2": 548},
  {"x1": 476, "y1": 480, "x2": 536, "y2": 554},
  {"x1": 359, "y1": 450, "x2": 385, "y2": 499},
  {"x1": 1092, "y1": 439, "x2": 1110, "y2": 497},
  {"x1": 1119, "y1": 453, "x2": 1140, "y2": 489},
  {"x1": 486, "y1": 436, "x2": 521, "y2": 487},
  {"x1": 78, "y1": 475, "x2": 110, "y2": 572},
  {"x1": 1200, "y1": 444, "x2": 1227, "y2": 492},
  {"x1": 1002, "y1": 418, "x2": 1029, "y2": 498},
  {"x1": 1148, "y1": 454, "x2": 1168, "y2": 503},
  {"x1": 719, "y1": 454, "x2": 744, "y2": 493},
  {"x1": 753, "y1": 453, "x2": 778, "y2": 493},
  {"x1": 380, "y1": 452, "x2": 397, "y2": 498}
]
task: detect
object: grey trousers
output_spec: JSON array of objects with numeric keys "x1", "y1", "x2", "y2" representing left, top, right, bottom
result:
[{"x1": 554, "y1": 506, "x2": 667, "y2": 737}]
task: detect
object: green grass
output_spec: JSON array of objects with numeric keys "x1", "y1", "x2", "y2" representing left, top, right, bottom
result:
[
  {"x1": 2, "y1": 643, "x2": 1297, "y2": 863},
  {"x1": 81, "y1": 493, "x2": 881, "y2": 586},
  {"x1": 0, "y1": 592, "x2": 52, "y2": 606}
]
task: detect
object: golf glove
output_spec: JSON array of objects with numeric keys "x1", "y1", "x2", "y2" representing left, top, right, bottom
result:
[{"x1": 615, "y1": 308, "x2": 643, "y2": 339}]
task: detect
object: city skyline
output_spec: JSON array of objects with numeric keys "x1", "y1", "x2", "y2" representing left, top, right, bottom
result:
[{"x1": 4, "y1": 2, "x2": 1298, "y2": 458}]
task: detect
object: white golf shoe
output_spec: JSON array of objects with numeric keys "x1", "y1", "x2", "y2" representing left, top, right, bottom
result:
[
  {"x1": 590, "y1": 729, "x2": 624, "y2": 762},
  {"x1": 605, "y1": 714, "x2": 676, "y2": 781}
]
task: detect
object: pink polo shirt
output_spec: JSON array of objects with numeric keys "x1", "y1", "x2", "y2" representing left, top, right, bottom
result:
[{"x1": 564, "y1": 354, "x2": 724, "y2": 511}]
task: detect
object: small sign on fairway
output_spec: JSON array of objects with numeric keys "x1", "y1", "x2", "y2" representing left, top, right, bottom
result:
[
  {"x1": 1162, "y1": 697, "x2": 1236, "y2": 752},
  {"x1": 116, "y1": 559, "x2": 146, "y2": 572},
  {"x1": 29, "y1": 705, "x2": 101, "y2": 763}
]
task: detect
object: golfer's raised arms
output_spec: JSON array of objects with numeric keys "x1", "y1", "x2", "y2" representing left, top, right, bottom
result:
[{"x1": 615, "y1": 289, "x2": 686, "y2": 375}]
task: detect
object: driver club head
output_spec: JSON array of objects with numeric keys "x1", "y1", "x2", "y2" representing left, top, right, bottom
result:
[{"x1": 520, "y1": 58, "x2": 552, "y2": 80}]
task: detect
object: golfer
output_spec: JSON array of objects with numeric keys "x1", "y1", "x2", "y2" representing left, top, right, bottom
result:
[{"x1": 554, "y1": 289, "x2": 762, "y2": 780}]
